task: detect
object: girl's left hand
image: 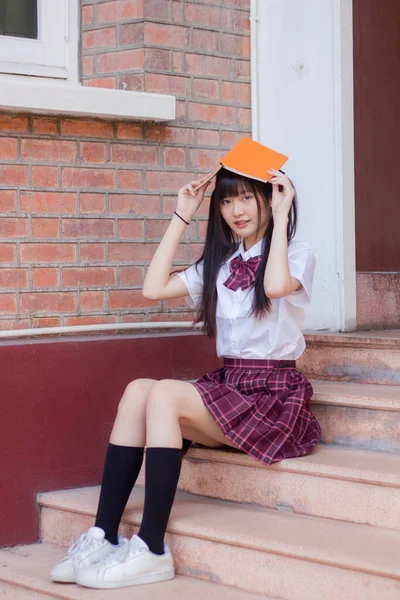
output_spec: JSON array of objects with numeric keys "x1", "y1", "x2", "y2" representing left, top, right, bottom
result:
[{"x1": 268, "y1": 169, "x2": 295, "y2": 218}]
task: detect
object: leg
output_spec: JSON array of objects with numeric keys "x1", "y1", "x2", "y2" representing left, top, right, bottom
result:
[
  {"x1": 95, "y1": 378, "x2": 157, "y2": 543},
  {"x1": 138, "y1": 380, "x2": 235, "y2": 555}
]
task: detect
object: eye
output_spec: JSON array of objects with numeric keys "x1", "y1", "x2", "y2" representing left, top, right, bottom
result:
[
  {"x1": 243, "y1": 194, "x2": 253, "y2": 200},
  {"x1": 221, "y1": 199, "x2": 230, "y2": 205}
]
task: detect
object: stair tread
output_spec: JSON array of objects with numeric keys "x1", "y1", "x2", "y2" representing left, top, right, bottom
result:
[
  {"x1": 310, "y1": 378, "x2": 400, "y2": 410},
  {"x1": 304, "y1": 329, "x2": 400, "y2": 347},
  {"x1": 0, "y1": 542, "x2": 274, "y2": 600},
  {"x1": 38, "y1": 486, "x2": 400, "y2": 579},
  {"x1": 184, "y1": 444, "x2": 400, "y2": 486}
]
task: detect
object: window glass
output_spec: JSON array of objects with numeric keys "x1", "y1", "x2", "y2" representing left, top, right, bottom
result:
[{"x1": 0, "y1": 0, "x2": 37, "y2": 39}]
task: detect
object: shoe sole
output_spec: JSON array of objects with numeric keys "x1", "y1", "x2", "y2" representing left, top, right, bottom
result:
[
  {"x1": 76, "y1": 568, "x2": 175, "y2": 589},
  {"x1": 49, "y1": 574, "x2": 75, "y2": 584}
]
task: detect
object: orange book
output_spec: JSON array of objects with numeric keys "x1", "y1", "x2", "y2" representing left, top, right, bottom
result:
[{"x1": 193, "y1": 137, "x2": 288, "y2": 191}]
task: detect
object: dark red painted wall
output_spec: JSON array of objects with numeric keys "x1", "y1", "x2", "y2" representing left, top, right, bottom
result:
[
  {"x1": 353, "y1": 0, "x2": 400, "y2": 271},
  {"x1": 0, "y1": 333, "x2": 220, "y2": 547}
]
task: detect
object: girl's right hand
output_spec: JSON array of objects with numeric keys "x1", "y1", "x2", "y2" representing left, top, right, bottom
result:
[{"x1": 176, "y1": 175, "x2": 211, "y2": 221}]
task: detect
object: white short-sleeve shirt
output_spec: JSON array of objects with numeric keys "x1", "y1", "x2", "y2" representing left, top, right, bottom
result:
[{"x1": 177, "y1": 238, "x2": 316, "y2": 360}]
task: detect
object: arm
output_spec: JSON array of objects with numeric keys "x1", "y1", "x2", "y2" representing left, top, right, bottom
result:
[
  {"x1": 263, "y1": 170, "x2": 301, "y2": 299},
  {"x1": 142, "y1": 176, "x2": 210, "y2": 300}
]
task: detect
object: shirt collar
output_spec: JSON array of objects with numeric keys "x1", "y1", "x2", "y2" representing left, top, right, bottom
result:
[{"x1": 239, "y1": 238, "x2": 264, "y2": 260}]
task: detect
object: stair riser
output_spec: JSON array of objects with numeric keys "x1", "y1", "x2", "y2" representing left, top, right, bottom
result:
[
  {"x1": 40, "y1": 507, "x2": 400, "y2": 600},
  {"x1": 298, "y1": 346, "x2": 400, "y2": 385},
  {"x1": 312, "y1": 404, "x2": 400, "y2": 452}
]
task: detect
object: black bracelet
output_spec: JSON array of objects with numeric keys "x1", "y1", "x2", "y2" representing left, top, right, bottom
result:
[{"x1": 174, "y1": 211, "x2": 190, "y2": 225}]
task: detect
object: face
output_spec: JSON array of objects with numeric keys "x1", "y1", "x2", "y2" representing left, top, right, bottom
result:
[{"x1": 220, "y1": 189, "x2": 270, "y2": 249}]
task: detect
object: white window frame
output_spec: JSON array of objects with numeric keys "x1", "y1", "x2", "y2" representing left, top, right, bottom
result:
[{"x1": 0, "y1": 0, "x2": 78, "y2": 82}]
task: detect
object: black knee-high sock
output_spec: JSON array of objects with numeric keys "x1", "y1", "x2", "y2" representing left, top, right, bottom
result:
[
  {"x1": 95, "y1": 443, "x2": 144, "y2": 545},
  {"x1": 138, "y1": 447, "x2": 182, "y2": 555}
]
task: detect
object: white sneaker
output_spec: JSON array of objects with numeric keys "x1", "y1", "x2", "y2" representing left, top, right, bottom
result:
[
  {"x1": 76, "y1": 534, "x2": 175, "y2": 589},
  {"x1": 50, "y1": 527, "x2": 122, "y2": 583}
]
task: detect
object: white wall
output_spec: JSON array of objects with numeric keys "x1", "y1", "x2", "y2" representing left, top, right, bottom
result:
[{"x1": 254, "y1": 0, "x2": 356, "y2": 331}]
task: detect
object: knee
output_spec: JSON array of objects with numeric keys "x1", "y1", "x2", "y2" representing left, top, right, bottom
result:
[
  {"x1": 146, "y1": 380, "x2": 180, "y2": 417},
  {"x1": 117, "y1": 378, "x2": 155, "y2": 418}
]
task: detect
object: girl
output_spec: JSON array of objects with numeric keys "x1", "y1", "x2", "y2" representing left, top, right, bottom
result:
[{"x1": 50, "y1": 166, "x2": 321, "y2": 590}]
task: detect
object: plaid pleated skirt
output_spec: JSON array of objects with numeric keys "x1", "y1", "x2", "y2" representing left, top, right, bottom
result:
[{"x1": 191, "y1": 357, "x2": 321, "y2": 465}]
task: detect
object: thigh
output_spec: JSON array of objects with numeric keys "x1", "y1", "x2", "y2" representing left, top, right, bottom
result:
[{"x1": 150, "y1": 379, "x2": 237, "y2": 449}]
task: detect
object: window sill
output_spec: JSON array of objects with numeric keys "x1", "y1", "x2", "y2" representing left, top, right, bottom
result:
[{"x1": 0, "y1": 79, "x2": 175, "y2": 122}]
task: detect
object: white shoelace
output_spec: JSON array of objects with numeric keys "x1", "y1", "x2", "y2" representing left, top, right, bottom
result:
[
  {"x1": 99, "y1": 537, "x2": 142, "y2": 567},
  {"x1": 66, "y1": 533, "x2": 103, "y2": 561}
]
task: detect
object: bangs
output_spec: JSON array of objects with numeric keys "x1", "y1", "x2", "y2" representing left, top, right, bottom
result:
[{"x1": 215, "y1": 168, "x2": 254, "y2": 201}]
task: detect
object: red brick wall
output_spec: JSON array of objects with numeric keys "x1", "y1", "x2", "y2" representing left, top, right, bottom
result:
[{"x1": 0, "y1": 1, "x2": 251, "y2": 331}]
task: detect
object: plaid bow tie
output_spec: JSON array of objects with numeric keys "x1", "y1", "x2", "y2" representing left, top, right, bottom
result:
[{"x1": 223, "y1": 254, "x2": 263, "y2": 291}]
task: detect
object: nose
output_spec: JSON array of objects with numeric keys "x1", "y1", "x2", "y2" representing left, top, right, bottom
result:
[{"x1": 232, "y1": 201, "x2": 244, "y2": 217}]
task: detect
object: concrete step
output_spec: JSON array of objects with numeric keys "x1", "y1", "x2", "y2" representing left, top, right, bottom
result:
[
  {"x1": 0, "y1": 542, "x2": 274, "y2": 600},
  {"x1": 300, "y1": 330, "x2": 400, "y2": 385},
  {"x1": 310, "y1": 379, "x2": 400, "y2": 452},
  {"x1": 38, "y1": 487, "x2": 400, "y2": 600},
  {"x1": 176, "y1": 444, "x2": 400, "y2": 530}
]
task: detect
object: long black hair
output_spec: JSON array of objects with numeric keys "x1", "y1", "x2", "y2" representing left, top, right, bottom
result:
[{"x1": 192, "y1": 168, "x2": 298, "y2": 337}]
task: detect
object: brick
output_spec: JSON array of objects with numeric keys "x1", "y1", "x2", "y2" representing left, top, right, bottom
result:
[
  {"x1": 80, "y1": 243, "x2": 106, "y2": 263},
  {"x1": 191, "y1": 29, "x2": 218, "y2": 52},
  {"x1": 184, "y1": 54, "x2": 233, "y2": 77},
  {"x1": 117, "y1": 170, "x2": 143, "y2": 190},
  {"x1": 188, "y1": 103, "x2": 235, "y2": 125},
  {"x1": 80, "y1": 291, "x2": 106, "y2": 311},
  {"x1": 63, "y1": 267, "x2": 115, "y2": 287},
  {"x1": 221, "y1": 131, "x2": 247, "y2": 146},
  {"x1": 0, "y1": 268, "x2": 29, "y2": 289},
  {"x1": 110, "y1": 289, "x2": 157, "y2": 309},
  {"x1": 238, "y1": 107, "x2": 251, "y2": 127},
  {"x1": 149, "y1": 312, "x2": 193, "y2": 322},
  {"x1": 193, "y1": 79, "x2": 219, "y2": 100},
  {"x1": 64, "y1": 315, "x2": 116, "y2": 326},
  {"x1": 190, "y1": 149, "x2": 224, "y2": 170},
  {"x1": 32, "y1": 218, "x2": 59, "y2": 239},
  {"x1": 32, "y1": 117, "x2": 58, "y2": 135},
  {"x1": 32, "y1": 268, "x2": 59, "y2": 288},
  {"x1": 183, "y1": 4, "x2": 221, "y2": 28},
  {"x1": 144, "y1": 48, "x2": 170, "y2": 70},
  {"x1": 61, "y1": 119, "x2": 113, "y2": 138},
  {"x1": 0, "y1": 217, "x2": 28, "y2": 238},
  {"x1": 22, "y1": 139, "x2": 77, "y2": 162},
  {"x1": 119, "y1": 266, "x2": 144, "y2": 286},
  {"x1": 145, "y1": 73, "x2": 190, "y2": 96},
  {"x1": 198, "y1": 220, "x2": 208, "y2": 238},
  {"x1": 189, "y1": 243, "x2": 205, "y2": 262},
  {"x1": 163, "y1": 147, "x2": 185, "y2": 167},
  {"x1": 221, "y1": 8, "x2": 250, "y2": 32},
  {"x1": 82, "y1": 5, "x2": 93, "y2": 25},
  {"x1": 32, "y1": 317, "x2": 61, "y2": 328},
  {"x1": 96, "y1": 0, "x2": 143, "y2": 24},
  {"x1": 109, "y1": 242, "x2": 159, "y2": 262},
  {"x1": 62, "y1": 168, "x2": 115, "y2": 189},
  {"x1": 117, "y1": 73, "x2": 144, "y2": 91},
  {"x1": 172, "y1": 51, "x2": 183, "y2": 72},
  {"x1": 109, "y1": 194, "x2": 158, "y2": 215},
  {"x1": 164, "y1": 297, "x2": 187, "y2": 308},
  {"x1": 236, "y1": 59, "x2": 250, "y2": 78},
  {"x1": 172, "y1": 1, "x2": 181, "y2": 22},
  {"x1": 81, "y1": 142, "x2": 107, "y2": 163},
  {"x1": 0, "y1": 115, "x2": 28, "y2": 133},
  {"x1": 20, "y1": 292, "x2": 77, "y2": 314},
  {"x1": 0, "y1": 294, "x2": 17, "y2": 314},
  {"x1": 82, "y1": 27, "x2": 116, "y2": 50},
  {"x1": 0, "y1": 318, "x2": 30, "y2": 329},
  {"x1": 83, "y1": 56, "x2": 94, "y2": 76},
  {"x1": 118, "y1": 22, "x2": 144, "y2": 45},
  {"x1": 220, "y1": 33, "x2": 249, "y2": 56},
  {"x1": 146, "y1": 170, "x2": 194, "y2": 191},
  {"x1": 20, "y1": 191, "x2": 77, "y2": 214},
  {"x1": 110, "y1": 144, "x2": 157, "y2": 165},
  {"x1": 144, "y1": 23, "x2": 189, "y2": 48},
  {"x1": 0, "y1": 190, "x2": 17, "y2": 212},
  {"x1": 116, "y1": 123, "x2": 143, "y2": 140},
  {"x1": 145, "y1": 125, "x2": 194, "y2": 144},
  {"x1": 0, "y1": 164, "x2": 28, "y2": 186},
  {"x1": 143, "y1": 0, "x2": 169, "y2": 18},
  {"x1": 118, "y1": 219, "x2": 144, "y2": 239},
  {"x1": 84, "y1": 77, "x2": 116, "y2": 89},
  {"x1": 0, "y1": 243, "x2": 16, "y2": 262},
  {"x1": 96, "y1": 49, "x2": 144, "y2": 73},
  {"x1": 0, "y1": 138, "x2": 17, "y2": 160},
  {"x1": 197, "y1": 129, "x2": 219, "y2": 146},
  {"x1": 163, "y1": 196, "x2": 210, "y2": 219},
  {"x1": 80, "y1": 193, "x2": 106, "y2": 214},
  {"x1": 221, "y1": 81, "x2": 251, "y2": 104},
  {"x1": 21, "y1": 243, "x2": 76, "y2": 263},
  {"x1": 32, "y1": 166, "x2": 59, "y2": 188},
  {"x1": 146, "y1": 219, "x2": 171, "y2": 240},
  {"x1": 62, "y1": 219, "x2": 115, "y2": 239}
]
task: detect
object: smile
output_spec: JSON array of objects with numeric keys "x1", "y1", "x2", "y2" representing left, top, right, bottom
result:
[{"x1": 234, "y1": 220, "x2": 250, "y2": 228}]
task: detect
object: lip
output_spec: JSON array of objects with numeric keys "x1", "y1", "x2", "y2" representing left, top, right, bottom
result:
[{"x1": 234, "y1": 220, "x2": 250, "y2": 228}]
